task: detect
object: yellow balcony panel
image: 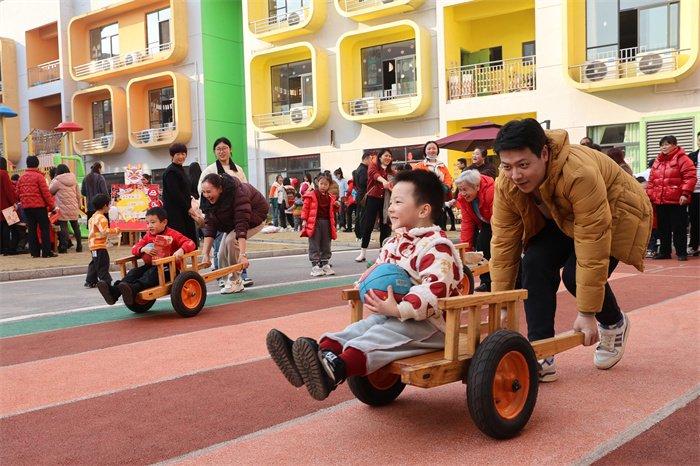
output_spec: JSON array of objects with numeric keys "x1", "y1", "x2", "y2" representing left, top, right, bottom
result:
[
  {"x1": 0, "y1": 37, "x2": 21, "y2": 164},
  {"x1": 250, "y1": 42, "x2": 329, "y2": 134},
  {"x1": 72, "y1": 85, "x2": 128, "y2": 156},
  {"x1": 334, "y1": 0, "x2": 424, "y2": 22},
  {"x1": 68, "y1": 0, "x2": 188, "y2": 82},
  {"x1": 247, "y1": 0, "x2": 326, "y2": 42},
  {"x1": 126, "y1": 71, "x2": 191, "y2": 148},
  {"x1": 563, "y1": 0, "x2": 698, "y2": 92},
  {"x1": 336, "y1": 20, "x2": 430, "y2": 124}
]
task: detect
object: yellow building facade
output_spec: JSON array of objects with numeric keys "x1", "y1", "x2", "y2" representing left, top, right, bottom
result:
[{"x1": 243, "y1": 0, "x2": 699, "y2": 192}]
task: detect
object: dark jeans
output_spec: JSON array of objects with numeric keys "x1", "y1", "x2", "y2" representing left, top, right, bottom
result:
[
  {"x1": 475, "y1": 223, "x2": 492, "y2": 285},
  {"x1": 0, "y1": 219, "x2": 13, "y2": 254},
  {"x1": 520, "y1": 220, "x2": 623, "y2": 341},
  {"x1": 86, "y1": 249, "x2": 112, "y2": 285},
  {"x1": 24, "y1": 207, "x2": 52, "y2": 257},
  {"x1": 445, "y1": 206, "x2": 456, "y2": 230},
  {"x1": 116, "y1": 264, "x2": 163, "y2": 293},
  {"x1": 354, "y1": 202, "x2": 365, "y2": 239},
  {"x1": 277, "y1": 202, "x2": 288, "y2": 228},
  {"x1": 58, "y1": 219, "x2": 82, "y2": 251},
  {"x1": 689, "y1": 193, "x2": 699, "y2": 250},
  {"x1": 656, "y1": 204, "x2": 688, "y2": 257},
  {"x1": 345, "y1": 204, "x2": 356, "y2": 232},
  {"x1": 361, "y1": 196, "x2": 391, "y2": 249},
  {"x1": 338, "y1": 202, "x2": 347, "y2": 229}
]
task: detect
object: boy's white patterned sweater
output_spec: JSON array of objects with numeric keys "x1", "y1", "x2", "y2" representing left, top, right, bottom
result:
[{"x1": 375, "y1": 225, "x2": 463, "y2": 332}]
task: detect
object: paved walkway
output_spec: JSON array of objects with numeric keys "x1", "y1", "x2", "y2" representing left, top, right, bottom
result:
[{"x1": 0, "y1": 259, "x2": 697, "y2": 464}]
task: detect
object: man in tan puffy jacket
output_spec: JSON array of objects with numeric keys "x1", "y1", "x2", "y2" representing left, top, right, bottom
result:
[{"x1": 491, "y1": 119, "x2": 652, "y2": 382}]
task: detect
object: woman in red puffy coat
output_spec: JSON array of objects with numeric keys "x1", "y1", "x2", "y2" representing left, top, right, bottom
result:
[
  {"x1": 448, "y1": 169, "x2": 494, "y2": 291},
  {"x1": 17, "y1": 156, "x2": 56, "y2": 258},
  {"x1": 301, "y1": 173, "x2": 337, "y2": 277},
  {"x1": 646, "y1": 135, "x2": 697, "y2": 261}
]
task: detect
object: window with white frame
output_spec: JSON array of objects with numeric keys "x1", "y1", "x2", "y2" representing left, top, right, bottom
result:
[
  {"x1": 92, "y1": 99, "x2": 112, "y2": 138},
  {"x1": 361, "y1": 40, "x2": 416, "y2": 99},
  {"x1": 270, "y1": 60, "x2": 313, "y2": 114},
  {"x1": 146, "y1": 7, "x2": 171, "y2": 54},
  {"x1": 89, "y1": 23, "x2": 119, "y2": 61},
  {"x1": 148, "y1": 87, "x2": 174, "y2": 129}
]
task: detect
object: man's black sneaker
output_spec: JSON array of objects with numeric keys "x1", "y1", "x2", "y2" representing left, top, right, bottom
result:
[
  {"x1": 653, "y1": 254, "x2": 672, "y2": 260},
  {"x1": 474, "y1": 283, "x2": 491, "y2": 292},
  {"x1": 320, "y1": 350, "x2": 346, "y2": 385},
  {"x1": 292, "y1": 338, "x2": 335, "y2": 401},
  {"x1": 118, "y1": 282, "x2": 135, "y2": 306},
  {"x1": 678, "y1": 256, "x2": 688, "y2": 261},
  {"x1": 266, "y1": 329, "x2": 304, "y2": 387},
  {"x1": 97, "y1": 281, "x2": 120, "y2": 305},
  {"x1": 242, "y1": 277, "x2": 254, "y2": 287},
  {"x1": 84, "y1": 282, "x2": 97, "y2": 288}
]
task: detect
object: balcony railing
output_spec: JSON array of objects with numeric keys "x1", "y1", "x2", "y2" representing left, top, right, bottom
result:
[
  {"x1": 0, "y1": 82, "x2": 3, "y2": 92},
  {"x1": 73, "y1": 42, "x2": 172, "y2": 78},
  {"x1": 80, "y1": 134, "x2": 113, "y2": 152},
  {"x1": 569, "y1": 46, "x2": 682, "y2": 83},
  {"x1": 249, "y1": 7, "x2": 309, "y2": 34},
  {"x1": 447, "y1": 55, "x2": 536, "y2": 101},
  {"x1": 132, "y1": 122, "x2": 176, "y2": 144},
  {"x1": 24, "y1": 129, "x2": 64, "y2": 156},
  {"x1": 345, "y1": 92, "x2": 417, "y2": 116},
  {"x1": 28, "y1": 59, "x2": 61, "y2": 87},
  {"x1": 341, "y1": 0, "x2": 391, "y2": 12},
  {"x1": 253, "y1": 106, "x2": 314, "y2": 128}
]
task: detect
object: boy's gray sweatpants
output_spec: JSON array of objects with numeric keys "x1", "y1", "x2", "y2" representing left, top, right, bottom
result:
[
  {"x1": 308, "y1": 218, "x2": 331, "y2": 266},
  {"x1": 321, "y1": 314, "x2": 445, "y2": 374}
]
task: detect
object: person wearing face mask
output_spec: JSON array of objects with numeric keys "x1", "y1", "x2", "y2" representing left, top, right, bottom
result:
[
  {"x1": 467, "y1": 146, "x2": 498, "y2": 179},
  {"x1": 413, "y1": 141, "x2": 455, "y2": 230},
  {"x1": 490, "y1": 118, "x2": 652, "y2": 382},
  {"x1": 447, "y1": 169, "x2": 494, "y2": 291}
]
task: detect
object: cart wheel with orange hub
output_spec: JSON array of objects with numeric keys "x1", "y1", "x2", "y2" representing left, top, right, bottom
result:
[
  {"x1": 171, "y1": 271, "x2": 207, "y2": 318},
  {"x1": 466, "y1": 329, "x2": 539, "y2": 439},
  {"x1": 458, "y1": 265, "x2": 475, "y2": 295},
  {"x1": 348, "y1": 367, "x2": 406, "y2": 406},
  {"x1": 125, "y1": 297, "x2": 156, "y2": 314}
]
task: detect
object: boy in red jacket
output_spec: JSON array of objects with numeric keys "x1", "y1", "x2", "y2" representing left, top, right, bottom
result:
[{"x1": 97, "y1": 207, "x2": 196, "y2": 306}]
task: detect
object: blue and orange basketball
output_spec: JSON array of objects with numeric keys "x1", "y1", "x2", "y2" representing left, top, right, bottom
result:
[{"x1": 358, "y1": 263, "x2": 413, "y2": 303}]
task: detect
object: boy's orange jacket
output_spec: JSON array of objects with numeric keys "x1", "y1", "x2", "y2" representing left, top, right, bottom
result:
[
  {"x1": 132, "y1": 226, "x2": 196, "y2": 265},
  {"x1": 88, "y1": 212, "x2": 119, "y2": 251}
]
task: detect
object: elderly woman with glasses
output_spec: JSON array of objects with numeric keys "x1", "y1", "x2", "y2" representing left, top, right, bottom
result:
[{"x1": 447, "y1": 169, "x2": 495, "y2": 291}]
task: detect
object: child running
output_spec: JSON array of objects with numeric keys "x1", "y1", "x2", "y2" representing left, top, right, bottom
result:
[
  {"x1": 267, "y1": 170, "x2": 463, "y2": 401},
  {"x1": 96, "y1": 207, "x2": 196, "y2": 305},
  {"x1": 85, "y1": 194, "x2": 120, "y2": 288},
  {"x1": 301, "y1": 173, "x2": 337, "y2": 277}
]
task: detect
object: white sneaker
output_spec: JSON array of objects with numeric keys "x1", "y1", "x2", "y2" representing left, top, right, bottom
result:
[
  {"x1": 354, "y1": 253, "x2": 366, "y2": 262},
  {"x1": 538, "y1": 357, "x2": 558, "y2": 382},
  {"x1": 310, "y1": 265, "x2": 325, "y2": 277},
  {"x1": 322, "y1": 264, "x2": 335, "y2": 276},
  {"x1": 221, "y1": 278, "x2": 244, "y2": 294},
  {"x1": 595, "y1": 314, "x2": 630, "y2": 369}
]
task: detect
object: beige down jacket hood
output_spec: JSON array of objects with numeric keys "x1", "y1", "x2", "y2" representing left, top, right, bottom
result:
[{"x1": 490, "y1": 130, "x2": 652, "y2": 313}]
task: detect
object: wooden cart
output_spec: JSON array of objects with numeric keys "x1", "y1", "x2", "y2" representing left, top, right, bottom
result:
[
  {"x1": 340, "y1": 248, "x2": 583, "y2": 439},
  {"x1": 114, "y1": 250, "x2": 244, "y2": 317}
]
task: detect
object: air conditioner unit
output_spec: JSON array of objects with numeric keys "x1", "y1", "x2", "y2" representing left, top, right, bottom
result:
[
  {"x1": 382, "y1": 0, "x2": 395, "y2": 3},
  {"x1": 139, "y1": 130, "x2": 151, "y2": 144},
  {"x1": 290, "y1": 107, "x2": 307, "y2": 124},
  {"x1": 636, "y1": 48, "x2": 675, "y2": 75},
  {"x1": 100, "y1": 136, "x2": 111, "y2": 149},
  {"x1": 582, "y1": 57, "x2": 618, "y2": 83},
  {"x1": 123, "y1": 52, "x2": 143, "y2": 66},
  {"x1": 287, "y1": 11, "x2": 301, "y2": 26},
  {"x1": 351, "y1": 97, "x2": 379, "y2": 116}
]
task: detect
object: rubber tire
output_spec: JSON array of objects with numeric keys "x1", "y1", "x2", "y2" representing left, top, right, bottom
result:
[
  {"x1": 126, "y1": 298, "x2": 155, "y2": 314},
  {"x1": 170, "y1": 271, "x2": 207, "y2": 318},
  {"x1": 460, "y1": 264, "x2": 475, "y2": 295},
  {"x1": 348, "y1": 374, "x2": 406, "y2": 406},
  {"x1": 466, "y1": 330, "x2": 539, "y2": 439}
]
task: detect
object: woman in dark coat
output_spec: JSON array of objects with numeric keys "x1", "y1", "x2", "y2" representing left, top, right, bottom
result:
[
  {"x1": 198, "y1": 173, "x2": 269, "y2": 294},
  {"x1": 161, "y1": 143, "x2": 198, "y2": 246}
]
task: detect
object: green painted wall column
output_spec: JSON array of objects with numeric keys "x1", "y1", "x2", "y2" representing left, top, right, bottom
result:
[{"x1": 200, "y1": 0, "x2": 248, "y2": 174}]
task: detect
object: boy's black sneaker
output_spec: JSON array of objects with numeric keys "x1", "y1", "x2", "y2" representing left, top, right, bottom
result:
[
  {"x1": 118, "y1": 282, "x2": 135, "y2": 306},
  {"x1": 97, "y1": 281, "x2": 120, "y2": 305},
  {"x1": 84, "y1": 282, "x2": 97, "y2": 288},
  {"x1": 266, "y1": 329, "x2": 304, "y2": 387},
  {"x1": 474, "y1": 283, "x2": 491, "y2": 292},
  {"x1": 320, "y1": 350, "x2": 346, "y2": 385},
  {"x1": 293, "y1": 338, "x2": 336, "y2": 401}
]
